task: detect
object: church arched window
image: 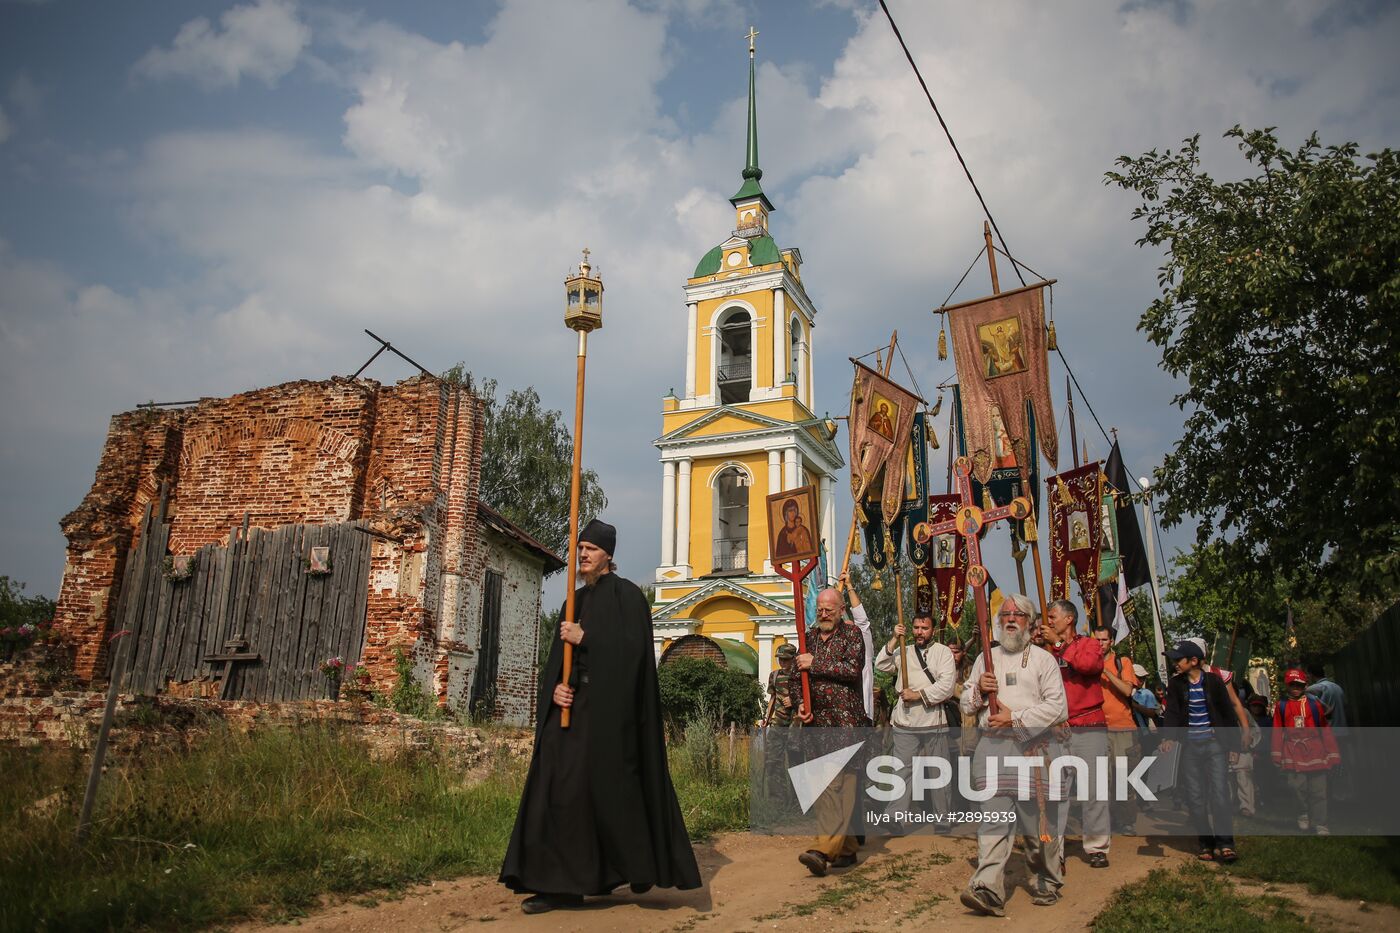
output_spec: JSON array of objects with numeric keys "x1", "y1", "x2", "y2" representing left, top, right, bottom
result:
[
  {"x1": 716, "y1": 307, "x2": 752, "y2": 405},
  {"x1": 711, "y1": 465, "x2": 750, "y2": 573}
]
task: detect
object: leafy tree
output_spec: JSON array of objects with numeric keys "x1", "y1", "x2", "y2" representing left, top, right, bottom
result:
[
  {"x1": 1162, "y1": 542, "x2": 1390, "y2": 664},
  {"x1": 1107, "y1": 128, "x2": 1400, "y2": 597},
  {"x1": 443, "y1": 366, "x2": 607, "y2": 573},
  {"x1": 0, "y1": 577, "x2": 54, "y2": 628},
  {"x1": 656, "y1": 657, "x2": 762, "y2": 735}
]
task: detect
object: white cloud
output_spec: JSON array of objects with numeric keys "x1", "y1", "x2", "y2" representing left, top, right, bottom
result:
[{"x1": 132, "y1": 0, "x2": 310, "y2": 89}]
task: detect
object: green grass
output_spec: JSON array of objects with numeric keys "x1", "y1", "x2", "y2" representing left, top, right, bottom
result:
[
  {"x1": 1093, "y1": 861, "x2": 1313, "y2": 931},
  {"x1": 1, "y1": 723, "x2": 749, "y2": 932},
  {"x1": 755, "y1": 851, "x2": 949, "y2": 921},
  {"x1": 1221, "y1": 836, "x2": 1400, "y2": 907}
]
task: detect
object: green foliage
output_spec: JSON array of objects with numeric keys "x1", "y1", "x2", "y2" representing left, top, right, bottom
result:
[
  {"x1": 388, "y1": 648, "x2": 437, "y2": 719},
  {"x1": 444, "y1": 367, "x2": 608, "y2": 573},
  {"x1": 537, "y1": 606, "x2": 560, "y2": 670},
  {"x1": 1093, "y1": 861, "x2": 1310, "y2": 931},
  {"x1": 1163, "y1": 541, "x2": 1396, "y2": 662},
  {"x1": 656, "y1": 656, "x2": 763, "y2": 734},
  {"x1": 1107, "y1": 128, "x2": 1400, "y2": 598},
  {"x1": 845, "y1": 558, "x2": 917, "y2": 649},
  {"x1": 1222, "y1": 836, "x2": 1400, "y2": 907},
  {"x1": 0, "y1": 726, "x2": 525, "y2": 931},
  {"x1": 0, "y1": 725, "x2": 748, "y2": 929},
  {"x1": 0, "y1": 576, "x2": 54, "y2": 628}
]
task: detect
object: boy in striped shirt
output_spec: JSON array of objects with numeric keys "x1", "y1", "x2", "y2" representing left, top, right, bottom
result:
[{"x1": 1159, "y1": 639, "x2": 1251, "y2": 863}]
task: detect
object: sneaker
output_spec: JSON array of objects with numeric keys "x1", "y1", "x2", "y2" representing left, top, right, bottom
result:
[
  {"x1": 1031, "y1": 887, "x2": 1061, "y2": 907},
  {"x1": 1088, "y1": 852, "x2": 1109, "y2": 869},
  {"x1": 1315, "y1": 825, "x2": 1330, "y2": 836},
  {"x1": 799, "y1": 850, "x2": 829, "y2": 877},
  {"x1": 1297, "y1": 815, "x2": 1310, "y2": 830},
  {"x1": 959, "y1": 885, "x2": 1006, "y2": 918}
]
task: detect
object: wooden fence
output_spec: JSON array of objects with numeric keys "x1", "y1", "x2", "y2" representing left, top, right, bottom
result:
[{"x1": 113, "y1": 495, "x2": 373, "y2": 701}]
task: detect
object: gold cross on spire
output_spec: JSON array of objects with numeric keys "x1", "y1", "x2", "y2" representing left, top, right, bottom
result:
[
  {"x1": 581, "y1": 246, "x2": 590, "y2": 265},
  {"x1": 745, "y1": 26, "x2": 758, "y2": 57}
]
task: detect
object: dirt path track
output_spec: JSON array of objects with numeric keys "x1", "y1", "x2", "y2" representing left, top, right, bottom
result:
[{"x1": 236, "y1": 833, "x2": 1199, "y2": 931}]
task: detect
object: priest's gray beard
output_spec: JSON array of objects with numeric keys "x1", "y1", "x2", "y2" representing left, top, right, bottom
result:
[{"x1": 1000, "y1": 627, "x2": 1031, "y2": 653}]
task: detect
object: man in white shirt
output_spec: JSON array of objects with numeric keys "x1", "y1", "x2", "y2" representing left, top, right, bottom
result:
[
  {"x1": 841, "y1": 573, "x2": 876, "y2": 722},
  {"x1": 958, "y1": 594, "x2": 1070, "y2": 916},
  {"x1": 874, "y1": 612, "x2": 957, "y2": 832}
]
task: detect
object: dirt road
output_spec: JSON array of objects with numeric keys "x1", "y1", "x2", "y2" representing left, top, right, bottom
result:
[{"x1": 236, "y1": 833, "x2": 1197, "y2": 932}]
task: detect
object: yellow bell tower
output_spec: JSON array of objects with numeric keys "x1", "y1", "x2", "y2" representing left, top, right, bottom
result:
[{"x1": 650, "y1": 28, "x2": 844, "y2": 693}]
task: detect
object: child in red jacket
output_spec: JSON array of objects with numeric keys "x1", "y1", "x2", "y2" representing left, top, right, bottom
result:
[{"x1": 1271, "y1": 668, "x2": 1340, "y2": 835}]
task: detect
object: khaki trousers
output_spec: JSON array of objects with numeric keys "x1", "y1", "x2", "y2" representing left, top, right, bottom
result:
[{"x1": 810, "y1": 772, "x2": 860, "y2": 860}]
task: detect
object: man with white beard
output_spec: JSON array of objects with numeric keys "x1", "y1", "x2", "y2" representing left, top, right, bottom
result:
[{"x1": 958, "y1": 594, "x2": 1069, "y2": 916}]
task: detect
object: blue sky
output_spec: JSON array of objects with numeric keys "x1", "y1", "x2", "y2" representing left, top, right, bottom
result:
[{"x1": 1, "y1": 0, "x2": 1397, "y2": 608}]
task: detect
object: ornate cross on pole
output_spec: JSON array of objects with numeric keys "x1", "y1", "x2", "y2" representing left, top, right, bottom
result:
[
  {"x1": 745, "y1": 25, "x2": 759, "y2": 55},
  {"x1": 925, "y1": 455, "x2": 1031, "y2": 715}
]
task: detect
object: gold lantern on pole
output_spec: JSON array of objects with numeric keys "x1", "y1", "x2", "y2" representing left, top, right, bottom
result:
[{"x1": 559, "y1": 248, "x2": 602, "y2": 728}]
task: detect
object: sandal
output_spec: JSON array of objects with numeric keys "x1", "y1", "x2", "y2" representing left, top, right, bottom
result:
[
  {"x1": 1197, "y1": 848, "x2": 1215, "y2": 861},
  {"x1": 1217, "y1": 847, "x2": 1238, "y2": 863}
]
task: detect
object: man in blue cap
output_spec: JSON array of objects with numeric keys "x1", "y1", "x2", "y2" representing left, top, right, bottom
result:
[{"x1": 500, "y1": 519, "x2": 701, "y2": 912}]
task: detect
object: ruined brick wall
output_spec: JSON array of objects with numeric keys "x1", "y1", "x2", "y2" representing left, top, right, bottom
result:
[
  {"x1": 53, "y1": 377, "x2": 498, "y2": 706},
  {"x1": 450, "y1": 530, "x2": 548, "y2": 727}
]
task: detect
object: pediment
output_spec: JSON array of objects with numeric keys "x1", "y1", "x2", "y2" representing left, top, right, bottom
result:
[
  {"x1": 660, "y1": 405, "x2": 789, "y2": 442},
  {"x1": 652, "y1": 578, "x2": 793, "y2": 621}
]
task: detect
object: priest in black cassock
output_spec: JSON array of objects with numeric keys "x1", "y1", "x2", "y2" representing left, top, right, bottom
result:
[{"x1": 499, "y1": 519, "x2": 702, "y2": 914}]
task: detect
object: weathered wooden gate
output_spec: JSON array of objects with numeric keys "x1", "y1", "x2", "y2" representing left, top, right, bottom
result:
[{"x1": 113, "y1": 496, "x2": 373, "y2": 701}]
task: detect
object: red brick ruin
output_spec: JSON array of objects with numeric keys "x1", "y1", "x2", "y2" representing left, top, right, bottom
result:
[{"x1": 51, "y1": 375, "x2": 524, "y2": 711}]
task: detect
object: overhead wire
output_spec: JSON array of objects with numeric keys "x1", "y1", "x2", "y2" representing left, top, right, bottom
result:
[{"x1": 879, "y1": 0, "x2": 1128, "y2": 461}]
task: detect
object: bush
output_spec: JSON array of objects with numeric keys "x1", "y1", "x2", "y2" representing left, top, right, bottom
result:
[
  {"x1": 657, "y1": 657, "x2": 762, "y2": 736},
  {"x1": 388, "y1": 648, "x2": 437, "y2": 719}
]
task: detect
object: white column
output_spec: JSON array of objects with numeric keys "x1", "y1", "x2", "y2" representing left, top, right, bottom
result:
[
  {"x1": 783, "y1": 447, "x2": 799, "y2": 490},
  {"x1": 684, "y1": 301, "x2": 698, "y2": 399},
  {"x1": 772, "y1": 288, "x2": 786, "y2": 389},
  {"x1": 765, "y1": 448, "x2": 781, "y2": 574},
  {"x1": 676, "y1": 458, "x2": 693, "y2": 573},
  {"x1": 800, "y1": 338, "x2": 812, "y2": 408},
  {"x1": 756, "y1": 633, "x2": 774, "y2": 699},
  {"x1": 660, "y1": 460, "x2": 677, "y2": 569},
  {"x1": 819, "y1": 474, "x2": 836, "y2": 582},
  {"x1": 654, "y1": 636, "x2": 665, "y2": 666}
]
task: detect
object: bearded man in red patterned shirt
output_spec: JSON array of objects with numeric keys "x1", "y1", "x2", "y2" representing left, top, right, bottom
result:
[{"x1": 794, "y1": 587, "x2": 870, "y2": 876}]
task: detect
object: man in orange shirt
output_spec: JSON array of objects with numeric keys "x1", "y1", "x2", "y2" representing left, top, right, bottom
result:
[{"x1": 1093, "y1": 627, "x2": 1141, "y2": 825}]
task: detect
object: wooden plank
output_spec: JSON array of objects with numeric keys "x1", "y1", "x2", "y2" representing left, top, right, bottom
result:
[
  {"x1": 273, "y1": 524, "x2": 299, "y2": 699},
  {"x1": 290, "y1": 524, "x2": 320, "y2": 700},
  {"x1": 137, "y1": 522, "x2": 174, "y2": 693},
  {"x1": 243, "y1": 527, "x2": 275, "y2": 699},
  {"x1": 229, "y1": 528, "x2": 262, "y2": 699},
  {"x1": 262, "y1": 524, "x2": 296, "y2": 700},
  {"x1": 346, "y1": 524, "x2": 372, "y2": 678}
]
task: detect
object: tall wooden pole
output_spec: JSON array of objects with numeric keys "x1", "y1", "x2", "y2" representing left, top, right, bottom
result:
[{"x1": 559, "y1": 330, "x2": 588, "y2": 729}]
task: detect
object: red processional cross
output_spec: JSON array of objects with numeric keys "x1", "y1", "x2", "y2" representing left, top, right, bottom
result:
[{"x1": 921, "y1": 456, "x2": 1031, "y2": 714}]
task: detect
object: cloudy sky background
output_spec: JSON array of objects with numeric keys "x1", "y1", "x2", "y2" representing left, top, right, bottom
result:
[{"x1": 1, "y1": 0, "x2": 1397, "y2": 606}]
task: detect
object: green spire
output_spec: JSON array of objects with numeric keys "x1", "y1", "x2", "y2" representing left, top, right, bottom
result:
[{"x1": 731, "y1": 28, "x2": 772, "y2": 208}]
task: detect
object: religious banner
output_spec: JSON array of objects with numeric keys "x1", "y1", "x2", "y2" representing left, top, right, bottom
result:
[
  {"x1": 943, "y1": 281, "x2": 1059, "y2": 484},
  {"x1": 952, "y1": 385, "x2": 1040, "y2": 544},
  {"x1": 914, "y1": 493, "x2": 969, "y2": 631},
  {"x1": 904, "y1": 411, "x2": 933, "y2": 566},
  {"x1": 848, "y1": 359, "x2": 923, "y2": 525},
  {"x1": 1047, "y1": 463, "x2": 1105, "y2": 601}
]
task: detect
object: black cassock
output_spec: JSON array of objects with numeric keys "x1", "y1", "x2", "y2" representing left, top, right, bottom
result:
[{"x1": 499, "y1": 572, "x2": 702, "y2": 896}]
